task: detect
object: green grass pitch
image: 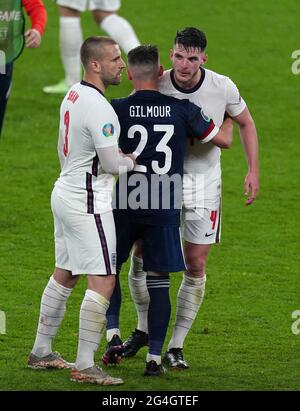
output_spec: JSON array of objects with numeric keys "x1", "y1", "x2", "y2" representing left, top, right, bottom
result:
[{"x1": 0, "y1": 0, "x2": 300, "y2": 391}]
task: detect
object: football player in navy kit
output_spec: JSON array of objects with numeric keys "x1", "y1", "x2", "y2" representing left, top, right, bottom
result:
[{"x1": 103, "y1": 44, "x2": 233, "y2": 376}]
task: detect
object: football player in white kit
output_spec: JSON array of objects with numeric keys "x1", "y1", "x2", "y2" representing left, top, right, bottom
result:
[
  {"x1": 43, "y1": 0, "x2": 140, "y2": 94},
  {"x1": 28, "y1": 36, "x2": 135, "y2": 385},
  {"x1": 123, "y1": 28, "x2": 259, "y2": 369}
]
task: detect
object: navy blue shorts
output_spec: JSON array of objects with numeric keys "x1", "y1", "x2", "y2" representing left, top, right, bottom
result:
[{"x1": 114, "y1": 209, "x2": 186, "y2": 273}]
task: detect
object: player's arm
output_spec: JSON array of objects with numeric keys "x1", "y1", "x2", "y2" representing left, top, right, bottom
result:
[
  {"x1": 225, "y1": 78, "x2": 259, "y2": 205},
  {"x1": 96, "y1": 145, "x2": 135, "y2": 175},
  {"x1": 22, "y1": 0, "x2": 47, "y2": 48},
  {"x1": 87, "y1": 103, "x2": 135, "y2": 175},
  {"x1": 231, "y1": 107, "x2": 259, "y2": 205},
  {"x1": 209, "y1": 117, "x2": 233, "y2": 148},
  {"x1": 188, "y1": 101, "x2": 233, "y2": 148}
]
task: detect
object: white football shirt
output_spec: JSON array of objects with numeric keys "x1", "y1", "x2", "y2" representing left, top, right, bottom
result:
[
  {"x1": 159, "y1": 68, "x2": 246, "y2": 205},
  {"x1": 55, "y1": 81, "x2": 120, "y2": 214}
]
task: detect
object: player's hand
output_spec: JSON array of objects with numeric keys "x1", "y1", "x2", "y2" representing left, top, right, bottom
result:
[
  {"x1": 125, "y1": 153, "x2": 136, "y2": 166},
  {"x1": 244, "y1": 170, "x2": 259, "y2": 205},
  {"x1": 118, "y1": 149, "x2": 136, "y2": 166},
  {"x1": 24, "y1": 29, "x2": 41, "y2": 48}
]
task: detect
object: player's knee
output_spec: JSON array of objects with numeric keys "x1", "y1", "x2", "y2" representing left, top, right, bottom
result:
[
  {"x1": 87, "y1": 274, "x2": 116, "y2": 297},
  {"x1": 53, "y1": 267, "x2": 77, "y2": 288},
  {"x1": 105, "y1": 274, "x2": 116, "y2": 288},
  {"x1": 185, "y1": 255, "x2": 206, "y2": 277},
  {"x1": 59, "y1": 6, "x2": 80, "y2": 17},
  {"x1": 92, "y1": 10, "x2": 115, "y2": 24}
]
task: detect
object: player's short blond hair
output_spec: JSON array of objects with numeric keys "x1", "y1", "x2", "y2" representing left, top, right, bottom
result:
[{"x1": 80, "y1": 36, "x2": 117, "y2": 69}]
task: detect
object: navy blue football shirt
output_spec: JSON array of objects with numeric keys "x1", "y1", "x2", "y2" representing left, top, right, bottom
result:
[{"x1": 112, "y1": 90, "x2": 217, "y2": 225}]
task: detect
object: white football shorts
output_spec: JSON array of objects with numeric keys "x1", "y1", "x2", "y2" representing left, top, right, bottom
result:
[
  {"x1": 56, "y1": 0, "x2": 120, "y2": 12},
  {"x1": 182, "y1": 198, "x2": 222, "y2": 245},
  {"x1": 51, "y1": 188, "x2": 117, "y2": 275}
]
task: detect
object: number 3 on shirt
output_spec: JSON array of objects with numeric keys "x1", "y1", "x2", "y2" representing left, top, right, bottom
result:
[{"x1": 63, "y1": 110, "x2": 70, "y2": 157}]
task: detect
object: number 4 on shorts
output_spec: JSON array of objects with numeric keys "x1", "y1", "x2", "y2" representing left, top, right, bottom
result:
[{"x1": 0, "y1": 310, "x2": 6, "y2": 334}]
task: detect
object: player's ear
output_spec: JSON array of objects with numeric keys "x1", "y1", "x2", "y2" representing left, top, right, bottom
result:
[
  {"x1": 202, "y1": 53, "x2": 208, "y2": 65},
  {"x1": 127, "y1": 68, "x2": 133, "y2": 81},
  {"x1": 169, "y1": 49, "x2": 174, "y2": 61},
  {"x1": 158, "y1": 65, "x2": 164, "y2": 77},
  {"x1": 91, "y1": 59, "x2": 101, "y2": 73}
]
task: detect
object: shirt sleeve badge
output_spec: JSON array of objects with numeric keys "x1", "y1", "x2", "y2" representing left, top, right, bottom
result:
[
  {"x1": 102, "y1": 123, "x2": 114, "y2": 137},
  {"x1": 200, "y1": 108, "x2": 211, "y2": 122}
]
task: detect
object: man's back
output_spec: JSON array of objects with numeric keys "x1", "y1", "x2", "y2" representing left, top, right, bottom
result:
[
  {"x1": 112, "y1": 89, "x2": 217, "y2": 225},
  {"x1": 55, "y1": 81, "x2": 120, "y2": 214}
]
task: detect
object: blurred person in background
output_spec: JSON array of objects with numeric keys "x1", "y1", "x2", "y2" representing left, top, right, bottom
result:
[
  {"x1": 43, "y1": 0, "x2": 140, "y2": 94},
  {"x1": 0, "y1": 0, "x2": 47, "y2": 136}
]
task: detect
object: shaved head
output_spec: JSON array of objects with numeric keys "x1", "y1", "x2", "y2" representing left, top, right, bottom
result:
[
  {"x1": 80, "y1": 36, "x2": 118, "y2": 70},
  {"x1": 128, "y1": 45, "x2": 160, "y2": 81}
]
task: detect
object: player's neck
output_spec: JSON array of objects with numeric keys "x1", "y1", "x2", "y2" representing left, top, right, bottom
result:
[
  {"x1": 83, "y1": 74, "x2": 106, "y2": 94},
  {"x1": 132, "y1": 80, "x2": 158, "y2": 92},
  {"x1": 173, "y1": 68, "x2": 202, "y2": 90}
]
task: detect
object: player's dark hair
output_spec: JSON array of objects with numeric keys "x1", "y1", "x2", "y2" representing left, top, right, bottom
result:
[
  {"x1": 128, "y1": 45, "x2": 159, "y2": 67},
  {"x1": 80, "y1": 36, "x2": 117, "y2": 69},
  {"x1": 128, "y1": 45, "x2": 160, "y2": 81},
  {"x1": 174, "y1": 27, "x2": 207, "y2": 51}
]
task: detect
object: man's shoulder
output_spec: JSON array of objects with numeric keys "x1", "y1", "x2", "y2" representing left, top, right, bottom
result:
[
  {"x1": 111, "y1": 96, "x2": 132, "y2": 114},
  {"x1": 162, "y1": 69, "x2": 172, "y2": 78},
  {"x1": 159, "y1": 69, "x2": 172, "y2": 87},
  {"x1": 155, "y1": 90, "x2": 190, "y2": 109},
  {"x1": 111, "y1": 96, "x2": 129, "y2": 105},
  {"x1": 64, "y1": 83, "x2": 116, "y2": 120},
  {"x1": 204, "y1": 68, "x2": 236, "y2": 87},
  {"x1": 65, "y1": 82, "x2": 106, "y2": 104}
]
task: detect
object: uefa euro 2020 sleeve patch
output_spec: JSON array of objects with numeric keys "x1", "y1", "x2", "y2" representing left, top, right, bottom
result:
[
  {"x1": 102, "y1": 123, "x2": 114, "y2": 138},
  {"x1": 201, "y1": 109, "x2": 211, "y2": 122}
]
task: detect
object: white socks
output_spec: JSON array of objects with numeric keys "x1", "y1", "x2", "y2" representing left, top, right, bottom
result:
[
  {"x1": 128, "y1": 255, "x2": 149, "y2": 333},
  {"x1": 59, "y1": 17, "x2": 83, "y2": 86},
  {"x1": 106, "y1": 328, "x2": 121, "y2": 342},
  {"x1": 59, "y1": 13, "x2": 139, "y2": 88},
  {"x1": 168, "y1": 274, "x2": 206, "y2": 350},
  {"x1": 100, "y1": 14, "x2": 140, "y2": 54},
  {"x1": 146, "y1": 353, "x2": 161, "y2": 365},
  {"x1": 75, "y1": 289, "x2": 109, "y2": 371},
  {"x1": 129, "y1": 258, "x2": 207, "y2": 350},
  {"x1": 31, "y1": 276, "x2": 72, "y2": 358}
]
